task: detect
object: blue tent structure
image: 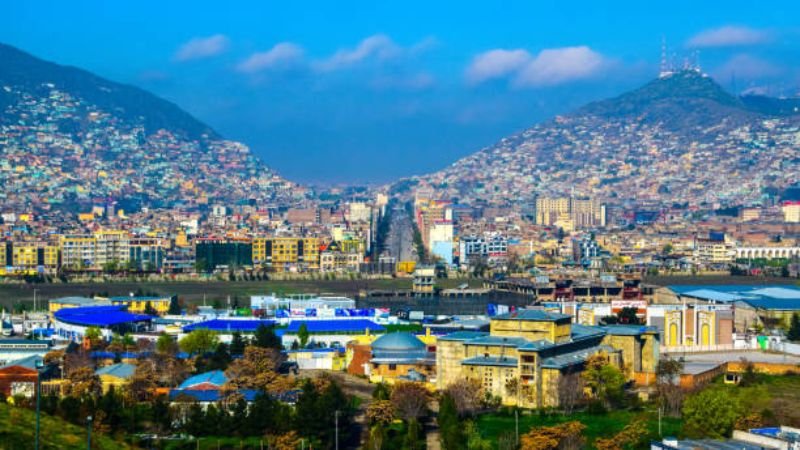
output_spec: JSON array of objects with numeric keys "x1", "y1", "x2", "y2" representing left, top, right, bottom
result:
[
  {"x1": 285, "y1": 319, "x2": 384, "y2": 333},
  {"x1": 182, "y1": 319, "x2": 275, "y2": 333}
]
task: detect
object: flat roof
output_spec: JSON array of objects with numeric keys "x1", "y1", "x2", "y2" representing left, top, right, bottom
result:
[
  {"x1": 183, "y1": 319, "x2": 275, "y2": 333},
  {"x1": 285, "y1": 319, "x2": 385, "y2": 333},
  {"x1": 54, "y1": 306, "x2": 152, "y2": 327}
]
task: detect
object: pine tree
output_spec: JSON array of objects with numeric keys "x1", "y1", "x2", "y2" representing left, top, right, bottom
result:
[
  {"x1": 168, "y1": 296, "x2": 182, "y2": 315},
  {"x1": 230, "y1": 331, "x2": 246, "y2": 356},
  {"x1": 253, "y1": 323, "x2": 282, "y2": 350},
  {"x1": 788, "y1": 313, "x2": 800, "y2": 342}
]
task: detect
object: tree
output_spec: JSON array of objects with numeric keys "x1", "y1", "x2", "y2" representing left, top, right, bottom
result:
[
  {"x1": 229, "y1": 331, "x2": 246, "y2": 356},
  {"x1": 390, "y1": 381, "x2": 430, "y2": 422},
  {"x1": 168, "y1": 296, "x2": 182, "y2": 315},
  {"x1": 656, "y1": 356, "x2": 684, "y2": 416},
  {"x1": 85, "y1": 326, "x2": 103, "y2": 349},
  {"x1": 253, "y1": 323, "x2": 283, "y2": 350},
  {"x1": 64, "y1": 367, "x2": 101, "y2": 397},
  {"x1": 179, "y1": 329, "x2": 219, "y2": 355},
  {"x1": 144, "y1": 301, "x2": 157, "y2": 316},
  {"x1": 520, "y1": 421, "x2": 585, "y2": 450},
  {"x1": 298, "y1": 323, "x2": 310, "y2": 348},
  {"x1": 439, "y1": 393, "x2": 465, "y2": 450},
  {"x1": 582, "y1": 354, "x2": 625, "y2": 409},
  {"x1": 225, "y1": 346, "x2": 290, "y2": 392},
  {"x1": 616, "y1": 307, "x2": 641, "y2": 325},
  {"x1": 662, "y1": 243, "x2": 674, "y2": 255},
  {"x1": 557, "y1": 368, "x2": 584, "y2": 414},
  {"x1": 788, "y1": 313, "x2": 800, "y2": 341},
  {"x1": 443, "y1": 378, "x2": 483, "y2": 417},
  {"x1": 594, "y1": 419, "x2": 648, "y2": 450},
  {"x1": 156, "y1": 333, "x2": 178, "y2": 355},
  {"x1": 682, "y1": 388, "x2": 742, "y2": 439},
  {"x1": 128, "y1": 361, "x2": 158, "y2": 402}
]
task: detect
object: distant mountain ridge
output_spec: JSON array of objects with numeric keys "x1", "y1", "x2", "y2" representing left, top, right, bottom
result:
[
  {"x1": 419, "y1": 70, "x2": 800, "y2": 210},
  {"x1": 0, "y1": 43, "x2": 217, "y2": 140},
  {"x1": 0, "y1": 43, "x2": 302, "y2": 214}
]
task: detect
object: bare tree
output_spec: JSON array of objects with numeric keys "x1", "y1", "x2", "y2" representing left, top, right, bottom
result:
[
  {"x1": 656, "y1": 356, "x2": 684, "y2": 416},
  {"x1": 557, "y1": 368, "x2": 584, "y2": 414},
  {"x1": 390, "y1": 381, "x2": 430, "y2": 422},
  {"x1": 444, "y1": 378, "x2": 484, "y2": 417}
]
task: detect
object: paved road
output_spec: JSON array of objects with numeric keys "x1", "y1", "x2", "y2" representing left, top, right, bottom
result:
[{"x1": 382, "y1": 206, "x2": 418, "y2": 263}]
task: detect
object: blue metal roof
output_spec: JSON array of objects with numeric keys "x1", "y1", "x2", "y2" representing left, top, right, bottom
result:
[
  {"x1": 669, "y1": 285, "x2": 800, "y2": 310},
  {"x1": 169, "y1": 388, "x2": 260, "y2": 402},
  {"x1": 437, "y1": 331, "x2": 489, "y2": 342},
  {"x1": 463, "y1": 335, "x2": 530, "y2": 348},
  {"x1": 493, "y1": 309, "x2": 572, "y2": 322},
  {"x1": 95, "y1": 363, "x2": 136, "y2": 379},
  {"x1": 183, "y1": 319, "x2": 275, "y2": 333},
  {"x1": 54, "y1": 305, "x2": 152, "y2": 327},
  {"x1": 178, "y1": 370, "x2": 227, "y2": 389},
  {"x1": 462, "y1": 356, "x2": 518, "y2": 367},
  {"x1": 285, "y1": 319, "x2": 384, "y2": 333}
]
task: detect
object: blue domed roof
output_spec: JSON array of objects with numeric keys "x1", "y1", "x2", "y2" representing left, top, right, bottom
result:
[{"x1": 371, "y1": 332, "x2": 425, "y2": 351}]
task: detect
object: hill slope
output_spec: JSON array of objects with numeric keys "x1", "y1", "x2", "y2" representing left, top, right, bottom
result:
[
  {"x1": 420, "y1": 70, "x2": 800, "y2": 209},
  {"x1": 0, "y1": 43, "x2": 302, "y2": 214}
]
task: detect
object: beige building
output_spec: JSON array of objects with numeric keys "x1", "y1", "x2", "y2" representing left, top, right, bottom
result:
[
  {"x1": 534, "y1": 197, "x2": 606, "y2": 228},
  {"x1": 436, "y1": 309, "x2": 659, "y2": 409}
]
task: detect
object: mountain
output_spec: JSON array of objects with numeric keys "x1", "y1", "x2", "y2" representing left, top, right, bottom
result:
[
  {"x1": 0, "y1": 44, "x2": 217, "y2": 140},
  {"x1": 0, "y1": 43, "x2": 303, "y2": 214},
  {"x1": 417, "y1": 70, "x2": 800, "y2": 210}
]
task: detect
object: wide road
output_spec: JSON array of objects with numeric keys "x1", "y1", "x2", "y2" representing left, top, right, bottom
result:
[{"x1": 382, "y1": 205, "x2": 418, "y2": 263}]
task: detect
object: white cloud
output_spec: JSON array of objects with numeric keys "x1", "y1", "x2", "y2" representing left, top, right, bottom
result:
[
  {"x1": 174, "y1": 34, "x2": 230, "y2": 62},
  {"x1": 514, "y1": 46, "x2": 605, "y2": 87},
  {"x1": 237, "y1": 43, "x2": 305, "y2": 73},
  {"x1": 465, "y1": 46, "x2": 606, "y2": 88},
  {"x1": 714, "y1": 54, "x2": 783, "y2": 81},
  {"x1": 465, "y1": 49, "x2": 532, "y2": 84},
  {"x1": 687, "y1": 26, "x2": 770, "y2": 48},
  {"x1": 315, "y1": 34, "x2": 431, "y2": 71}
]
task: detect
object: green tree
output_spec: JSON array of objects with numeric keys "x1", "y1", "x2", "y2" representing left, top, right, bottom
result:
[
  {"x1": 254, "y1": 323, "x2": 282, "y2": 350},
  {"x1": 167, "y1": 296, "x2": 182, "y2": 315},
  {"x1": 788, "y1": 313, "x2": 800, "y2": 341},
  {"x1": 683, "y1": 388, "x2": 742, "y2": 439},
  {"x1": 230, "y1": 331, "x2": 246, "y2": 356},
  {"x1": 156, "y1": 333, "x2": 178, "y2": 355},
  {"x1": 298, "y1": 323, "x2": 310, "y2": 348},
  {"x1": 85, "y1": 326, "x2": 103, "y2": 348},
  {"x1": 179, "y1": 329, "x2": 219, "y2": 355},
  {"x1": 616, "y1": 307, "x2": 641, "y2": 325},
  {"x1": 439, "y1": 393, "x2": 465, "y2": 450},
  {"x1": 582, "y1": 354, "x2": 626, "y2": 409},
  {"x1": 144, "y1": 301, "x2": 157, "y2": 316}
]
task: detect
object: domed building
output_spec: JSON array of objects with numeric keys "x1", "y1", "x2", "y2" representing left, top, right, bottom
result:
[{"x1": 368, "y1": 332, "x2": 436, "y2": 383}]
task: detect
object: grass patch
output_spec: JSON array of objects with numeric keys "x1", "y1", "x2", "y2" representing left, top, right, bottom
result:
[
  {"x1": 476, "y1": 409, "x2": 681, "y2": 449},
  {"x1": 0, "y1": 402, "x2": 132, "y2": 450}
]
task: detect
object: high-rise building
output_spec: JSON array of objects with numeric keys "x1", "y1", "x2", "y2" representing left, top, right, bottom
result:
[
  {"x1": 534, "y1": 197, "x2": 606, "y2": 228},
  {"x1": 782, "y1": 201, "x2": 800, "y2": 223}
]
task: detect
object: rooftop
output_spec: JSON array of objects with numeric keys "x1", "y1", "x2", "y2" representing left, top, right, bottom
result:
[
  {"x1": 183, "y1": 319, "x2": 275, "y2": 333},
  {"x1": 492, "y1": 309, "x2": 572, "y2": 322},
  {"x1": 95, "y1": 363, "x2": 135, "y2": 379},
  {"x1": 285, "y1": 319, "x2": 385, "y2": 334},
  {"x1": 54, "y1": 305, "x2": 152, "y2": 327}
]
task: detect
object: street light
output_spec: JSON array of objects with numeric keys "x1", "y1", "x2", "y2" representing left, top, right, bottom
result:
[
  {"x1": 35, "y1": 358, "x2": 45, "y2": 450},
  {"x1": 87, "y1": 415, "x2": 93, "y2": 449}
]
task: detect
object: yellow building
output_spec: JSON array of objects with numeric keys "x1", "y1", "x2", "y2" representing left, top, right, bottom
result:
[
  {"x1": 252, "y1": 237, "x2": 319, "y2": 271},
  {"x1": 59, "y1": 235, "x2": 97, "y2": 270},
  {"x1": 48, "y1": 296, "x2": 107, "y2": 314},
  {"x1": 436, "y1": 309, "x2": 659, "y2": 409},
  {"x1": 535, "y1": 197, "x2": 606, "y2": 228},
  {"x1": 95, "y1": 363, "x2": 135, "y2": 393},
  {"x1": 94, "y1": 230, "x2": 131, "y2": 267},
  {"x1": 100, "y1": 296, "x2": 171, "y2": 314},
  {"x1": 0, "y1": 241, "x2": 59, "y2": 275}
]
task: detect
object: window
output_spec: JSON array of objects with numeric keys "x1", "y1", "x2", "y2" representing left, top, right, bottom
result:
[{"x1": 389, "y1": 364, "x2": 397, "y2": 371}]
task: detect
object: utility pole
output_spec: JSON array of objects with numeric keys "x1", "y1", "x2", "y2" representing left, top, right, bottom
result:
[
  {"x1": 335, "y1": 410, "x2": 340, "y2": 450},
  {"x1": 35, "y1": 362, "x2": 43, "y2": 450},
  {"x1": 33, "y1": 289, "x2": 38, "y2": 312},
  {"x1": 515, "y1": 409, "x2": 519, "y2": 446}
]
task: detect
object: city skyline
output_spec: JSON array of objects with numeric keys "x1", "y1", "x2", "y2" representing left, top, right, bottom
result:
[{"x1": 3, "y1": 1, "x2": 800, "y2": 183}]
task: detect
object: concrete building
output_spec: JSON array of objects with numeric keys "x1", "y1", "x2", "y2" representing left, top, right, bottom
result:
[
  {"x1": 436, "y1": 309, "x2": 659, "y2": 409},
  {"x1": 252, "y1": 237, "x2": 319, "y2": 272}
]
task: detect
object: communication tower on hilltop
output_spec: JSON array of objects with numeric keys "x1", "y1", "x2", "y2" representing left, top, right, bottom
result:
[{"x1": 659, "y1": 36, "x2": 674, "y2": 78}]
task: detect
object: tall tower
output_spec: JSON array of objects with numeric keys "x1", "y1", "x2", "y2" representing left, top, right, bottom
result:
[{"x1": 659, "y1": 36, "x2": 673, "y2": 78}]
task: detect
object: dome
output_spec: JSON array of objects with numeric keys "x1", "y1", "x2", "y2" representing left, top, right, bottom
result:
[{"x1": 371, "y1": 332, "x2": 425, "y2": 351}]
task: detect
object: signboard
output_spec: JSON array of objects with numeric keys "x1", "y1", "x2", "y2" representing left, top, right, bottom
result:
[{"x1": 611, "y1": 300, "x2": 647, "y2": 315}]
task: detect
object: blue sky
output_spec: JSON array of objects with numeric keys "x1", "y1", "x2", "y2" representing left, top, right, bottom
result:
[{"x1": 2, "y1": 1, "x2": 799, "y2": 184}]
